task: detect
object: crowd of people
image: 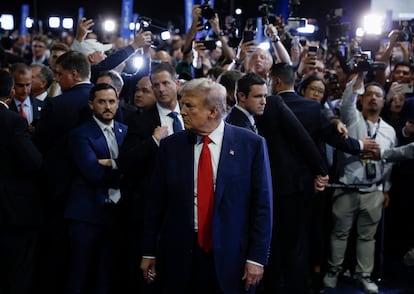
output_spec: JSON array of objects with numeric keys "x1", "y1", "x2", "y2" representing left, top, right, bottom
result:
[{"x1": 1, "y1": 4, "x2": 414, "y2": 294}]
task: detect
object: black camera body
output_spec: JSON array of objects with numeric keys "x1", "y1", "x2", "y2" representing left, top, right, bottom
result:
[
  {"x1": 201, "y1": 0, "x2": 215, "y2": 20},
  {"x1": 199, "y1": 0, "x2": 215, "y2": 30},
  {"x1": 348, "y1": 49, "x2": 386, "y2": 73},
  {"x1": 365, "y1": 161, "x2": 377, "y2": 179}
]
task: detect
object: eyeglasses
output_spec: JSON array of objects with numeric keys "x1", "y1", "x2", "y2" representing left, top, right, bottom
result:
[{"x1": 308, "y1": 86, "x2": 325, "y2": 95}]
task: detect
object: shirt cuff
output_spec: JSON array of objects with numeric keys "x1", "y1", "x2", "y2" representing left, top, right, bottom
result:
[{"x1": 246, "y1": 259, "x2": 264, "y2": 267}]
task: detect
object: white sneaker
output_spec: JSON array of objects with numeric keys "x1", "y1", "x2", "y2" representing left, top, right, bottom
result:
[
  {"x1": 354, "y1": 274, "x2": 379, "y2": 294},
  {"x1": 323, "y1": 270, "x2": 339, "y2": 288}
]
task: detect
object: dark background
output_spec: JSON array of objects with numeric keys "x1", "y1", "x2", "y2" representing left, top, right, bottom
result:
[{"x1": 1, "y1": 0, "x2": 370, "y2": 37}]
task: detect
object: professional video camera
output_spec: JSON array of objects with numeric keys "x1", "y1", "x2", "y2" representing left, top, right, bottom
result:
[
  {"x1": 199, "y1": 0, "x2": 215, "y2": 30},
  {"x1": 347, "y1": 47, "x2": 386, "y2": 72},
  {"x1": 136, "y1": 16, "x2": 168, "y2": 48},
  {"x1": 258, "y1": 0, "x2": 274, "y2": 26}
]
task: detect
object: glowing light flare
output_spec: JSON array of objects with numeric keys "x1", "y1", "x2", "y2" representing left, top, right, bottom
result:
[
  {"x1": 362, "y1": 14, "x2": 384, "y2": 35},
  {"x1": 103, "y1": 19, "x2": 116, "y2": 32},
  {"x1": 49, "y1": 17, "x2": 60, "y2": 28}
]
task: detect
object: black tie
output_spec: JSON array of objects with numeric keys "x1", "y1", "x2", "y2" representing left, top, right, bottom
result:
[{"x1": 168, "y1": 111, "x2": 183, "y2": 133}]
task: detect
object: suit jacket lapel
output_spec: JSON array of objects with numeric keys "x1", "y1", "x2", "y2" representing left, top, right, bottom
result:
[{"x1": 215, "y1": 124, "x2": 236, "y2": 207}]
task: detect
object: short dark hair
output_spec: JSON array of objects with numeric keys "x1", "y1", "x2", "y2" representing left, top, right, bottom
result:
[
  {"x1": 10, "y1": 62, "x2": 31, "y2": 76},
  {"x1": 89, "y1": 83, "x2": 118, "y2": 101},
  {"x1": 0, "y1": 70, "x2": 14, "y2": 98},
  {"x1": 50, "y1": 42, "x2": 70, "y2": 52},
  {"x1": 150, "y1": 63, "x2": 177, "y2": 82},
  {"x1": 95, "y1": 70, "x2": 124, "y2": 90},
  {"x1": 270, "y1": 62, "x2": 295, "y2": 86},
  {"x1": 56, "y1": 50, "x2": 90, "y2": 79},
  {"x1": 365, "y1": 82, "x2": 385, "y2": 98},
  {"x1": 31, "y1": 64, "x2": 54, "y2": 89},
  {"x1": 236, "y1": 72, "x2": 266, "y2": 97}
]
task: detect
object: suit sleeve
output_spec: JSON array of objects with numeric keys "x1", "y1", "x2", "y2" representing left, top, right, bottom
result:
[
  {"x1": 69, "y1": 130, "x2": 119, "y2": 185},
  {"x1": 12, "y1": 115, "x2": 42, "y2": 171},
  {"x1": 247, "y1": 137, "x2": 273, "y2": 265},
  {"x1": 277, "y1": 97, "x2": 329, "y2": 176}
]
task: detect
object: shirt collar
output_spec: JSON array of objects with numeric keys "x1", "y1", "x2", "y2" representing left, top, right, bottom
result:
[
  {"x1": 0, "y1": 100, "x2": 9, "y2": 109},
  {"x1": 92, "y1": 115, "x2": 114, "y2": 131},
  {"x1": 197, "y1": 120, "x2": 225, "y2": 146},
  {"x1": 235, "y1": 104, "x2": 256, "y2": 126},
  {"x1": 156, "y1": 101, "x2": 180, "y2": 117}
]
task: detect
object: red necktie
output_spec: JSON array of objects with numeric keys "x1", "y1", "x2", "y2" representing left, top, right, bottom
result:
[
  {"x1": 197, "y1": 136, "x2": 214, "y2": 252},
  {"x1": 19, "y1": 103, "x2": 28, "y2": 121}
]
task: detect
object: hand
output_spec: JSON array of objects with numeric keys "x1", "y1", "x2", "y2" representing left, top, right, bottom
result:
[
  {"x1": 383, "y1": 191, "x2": 390, "y2": 208},
  {"x1": 403, "y1": 120, "x2": 414, "y2": 137},
  {"x1": 242, "y1": 262, "x2": 264, "y2": 291},
  {"x1": 264, "y1": 23, "x2": 279, "y2": 41},
  {"x1": 361, "y1": 137, "x2": 380, "y2": 153},
  {"x1": 131, "y1": 30, "x2": 152, "y2": 50},
  {"x1": 98, "y1": 159, "x2": 112, "y2": 167},
  {"x1": 76, "y1": 18, "x2": 94, "y2": 41},
  {"x1": 386, "y1": 82, "x2": 404, "y2": 101},
  {"x1": 140, "y1": 257, "x2": 157, "y2": 284},
  {"x1": 314, "y1": 174, "x2": 329, "y2": 192},
  {"x1": 210, "y1": 13, "x2": 220, "y2": 35},
  {"x1": 153, "y1": 126, "x2": 169, "y2": 143},
  {"x1": 331, "y1": 118, "x2": 348, "y2": 139}
]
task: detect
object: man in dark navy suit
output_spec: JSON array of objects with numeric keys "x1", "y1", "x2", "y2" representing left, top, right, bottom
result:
[
  {"x1": 0, "y1": 70, "x2": 43, "y2": 294},
  {"x1": 9, "y1": 63, "x2": 44, "y2": 133},
  {"x1": 225, "y1": 72, "x2": 266, "y2": 133},
  {"x1": 33, "y1": 50, "x2": 94, "y2": 294},
  {"x1": 140, "y1": 78, "x2": 273, "y2": 294},
  {"x1": 65, "y1": 83, "x2": 127, "y2": 294}
]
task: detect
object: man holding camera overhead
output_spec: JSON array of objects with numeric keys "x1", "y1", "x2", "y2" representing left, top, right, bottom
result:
[{"x1": 323, "y1": 72, "x2": 396, "y2": 293}]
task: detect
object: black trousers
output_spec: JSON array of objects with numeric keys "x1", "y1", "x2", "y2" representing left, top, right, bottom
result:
[{"x1": 0, "y1": 227, "x2": 38, "y2": 294}]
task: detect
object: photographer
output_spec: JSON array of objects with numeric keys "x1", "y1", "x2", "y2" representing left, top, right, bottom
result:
[{"x1": 323, "y1": 72, "x2": 396, "y2": 293}]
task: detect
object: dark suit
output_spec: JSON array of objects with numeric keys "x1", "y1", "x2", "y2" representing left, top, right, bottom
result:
[
  {"x1": 255, "y1": 95, "x2": 328, "y2": 294},
  {"x1": 225, "y1": 106, "x2": 257, "y2": 133},
  {"x1": 0, "y1": 103, "x2": 42, "y2": 294},
  {"x1": 9, "y1": 96, "x2": 44, "y2": 128},
  {"x1": 32, "y1": 82, "x2": 93, "y2": 294},
  {"x1": 275, "y1": 90, "x2": 362, "y2": 293},
  {"x1": 142, "y1": 123, "x2": 273, "y2": 293},
  {"x1": 278, "y1": 91, "x2": 361, "y2": 159},
  {"x1": 65, "y1": 117, "x2": 127, "y2": 294},
  {"x1": 117, "y1": 103, "x2": 162, "y2": 292}
]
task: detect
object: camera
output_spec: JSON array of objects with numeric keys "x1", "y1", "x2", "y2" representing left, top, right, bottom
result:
[
  {"x1": 365, "y1": 161, "x2": 377, "y2": 179},
  {"x1": 347, "y1": 48, "x2": 386, "y2": 73},
  {"x1": 242, "y1": 30, "x2": 256, "y2": 43},
  {"x1": 200, "y1": 0, "x2": 215, "y2": 20},
  {"x1": 198, "y1": 39, "x2": 217, "y2": 50},
  {"x1": 199, "y1": 0, "x2": 215, "y2": 30}
]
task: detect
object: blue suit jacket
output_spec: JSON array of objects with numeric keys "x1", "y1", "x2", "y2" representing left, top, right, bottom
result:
[
  {"x1": 65, "y1": 118, "x2": 127, "y2": 224},
  {"x1": 142, "y1": 123, "x2": 273, "y2": 293}
]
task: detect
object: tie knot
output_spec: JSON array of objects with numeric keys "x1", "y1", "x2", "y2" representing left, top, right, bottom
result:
[
  {"x1": 202, "y1": 136, "x2": 211, "y2": 144},
  {"x1": 168, "y1": 111, "x2": 178, "y2": 118}
]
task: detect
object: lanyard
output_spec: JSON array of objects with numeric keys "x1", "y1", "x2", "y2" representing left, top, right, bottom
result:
[{"x1": 365, "y1": 118, "x2": 380, "y2": 139}]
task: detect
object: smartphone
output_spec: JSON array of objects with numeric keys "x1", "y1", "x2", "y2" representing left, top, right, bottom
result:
[
  {"x1": 308, "y1": 46, "x2": 318, "y2": 55},
  {"x1": 401, "y1": 82, "x2": 414, "y2": 94},
  {"x1": 200, "y1": 39, "x2": 217, "y2": 50},
  {"x1": 242, "y1": 30, "x2": 255, "y2": 42}
]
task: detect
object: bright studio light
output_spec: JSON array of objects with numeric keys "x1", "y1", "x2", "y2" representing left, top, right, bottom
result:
[
  {"x1": 362, "y1": 14, "x2": 384, "y2": 35},
  {"x1": 62, "y1": 18, "x2": 74, "y2": 29},
  {"x1": 48, "y1": 17, "x2": 60, "y2": 28},
  {"x1": 297, "y1": 24, "x2": 316, "y2": 34},
  {"x1": 103, "y1": 19, "x2": 116, "y2": 32},
  {"x1": 0, "y1": 14, "x2": 14, "y2": 30}
]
